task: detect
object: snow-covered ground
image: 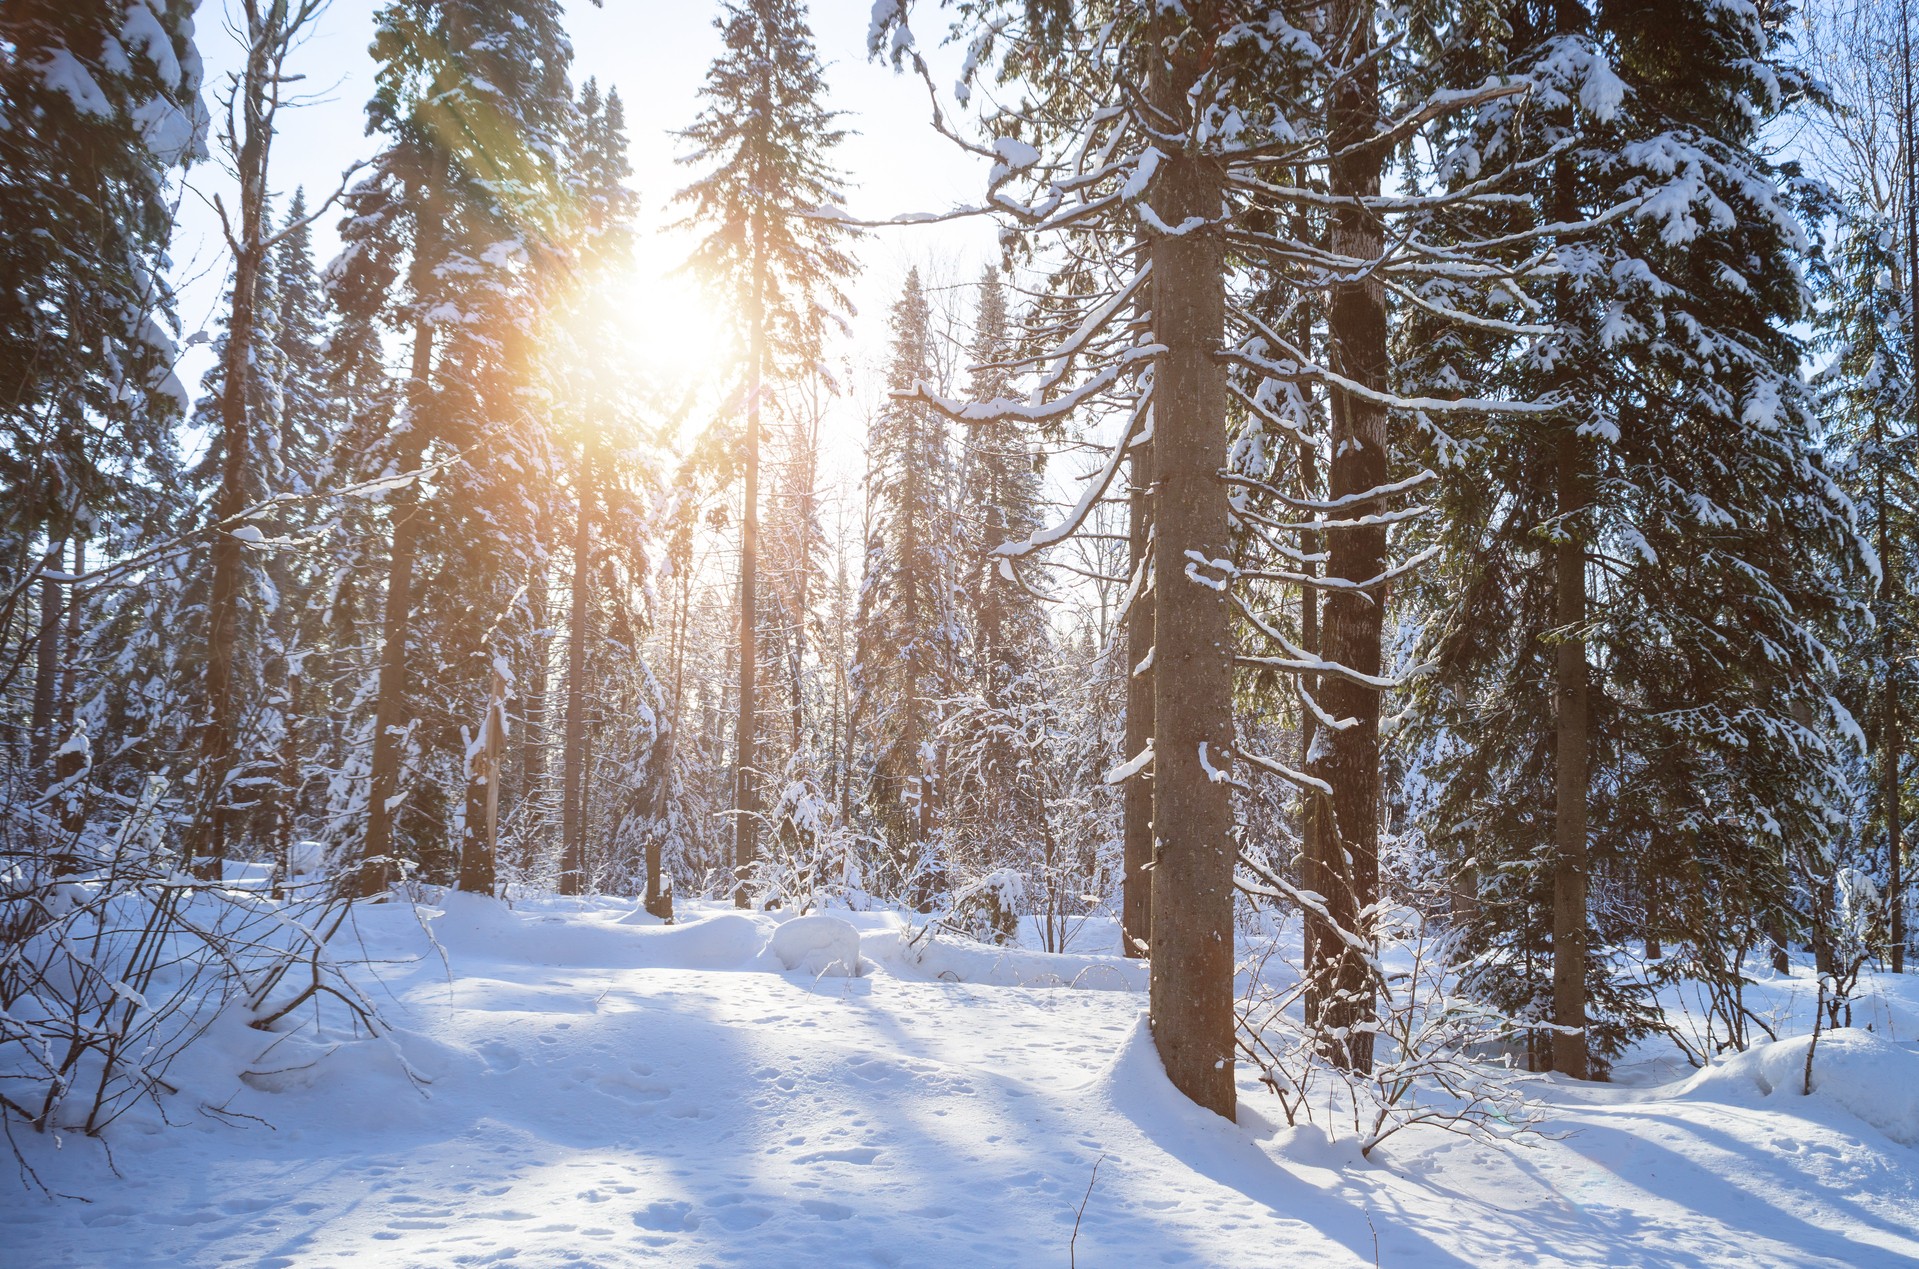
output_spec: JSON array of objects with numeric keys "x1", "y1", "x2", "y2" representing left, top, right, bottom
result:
[{"x1": 5, "y1": 893, "x2": 1918, "y2": 1267}]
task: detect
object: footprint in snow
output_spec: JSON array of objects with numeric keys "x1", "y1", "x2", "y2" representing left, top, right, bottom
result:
[{"x1": 477, "y1": 1041, "x2": 522, "y2": 1072}]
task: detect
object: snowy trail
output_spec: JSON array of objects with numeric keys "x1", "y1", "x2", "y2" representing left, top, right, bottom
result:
[{"x1": 5, "y1": 896, "x2": 1918, "y2": 1267}]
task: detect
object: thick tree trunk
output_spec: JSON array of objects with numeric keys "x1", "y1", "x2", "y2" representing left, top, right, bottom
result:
[
  {"x1": 734, "y1": 233, "x2": 767, "y2": 908},
  {"x1": 1122, "y1": 438, "x2": 1154, "y2": 959},
  {"x1": 358, "y1": 423, "x2": 426, "y2": 895},
  {"x1": 1551, "y1": 428, "x2": 1592, "y2": 1079},
  {"x1": 190, "y1": 250, "x2": 260, "y2": 879},
  {"x1": 188, "y1": 3, "x2": 285, "y2": 881},
  {"x1": 559, "y1": 443, "x2": 594, "y2": 895},
  {"x1": 1145, "y1": 9, "x2": 1236, "y2": 1120},
  {"x1": 1304, "y1": 0, "x2": 1389, "y2": 1076}
]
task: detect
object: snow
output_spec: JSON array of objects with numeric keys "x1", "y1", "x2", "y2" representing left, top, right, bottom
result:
[
  {"x1": 989, "y1": 136, "x2": 1040, "y2": 184},
  {"x1": 764, "y1": 913, "x2": 864, "y2": 977},
  {"x1": 5, "y1": 894, "x2": 1917, "y2": 1267},
  {"x1": 1688, "y1": 1027, "x2": 1919, "y2": 1147},
  {"x1": 34, "y1": 50, "x2": 112, "y2": 117}
]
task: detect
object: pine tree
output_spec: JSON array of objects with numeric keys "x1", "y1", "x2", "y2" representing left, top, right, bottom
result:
[
  {"x1": 1806, "y1": 0, "x2": 1919, "y2": 974},
  {"x1": 961, "y1": 269, "x2": 1045, "y2": 699},
  {"x1": 339, "y1": 0, "x2": 575, "y2": 894},
  {"x1": 941, "y1": 268, "x2": 1051, "y2": 888},
  {"x1": 854, "y1": 268, "x2": 960, "y2": 906},
  {"x1": 676, "y1": 0, "x2": 856, "y2": 906},
  {"x1": 554, "y1": 78, "x2": 639, "y2": 897},
  {"x1": 1819, "y1": 209, "x2": 1919, "y2": 975},
  {"x1": 1402, "y1": 0, "x2": 1864, "y2": 1073},
  {"x1": 0, "y1": 0, "x2": 205, "y2": 812}
]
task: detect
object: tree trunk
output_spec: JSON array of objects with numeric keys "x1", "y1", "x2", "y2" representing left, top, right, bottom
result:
[
  {"x1": 1549, "y1": 4, "x2": 1594, "y2": 1070},
  {"x1": 654, "y1": 557, "x2": 690, "y2": 920},
  {"x1": 1891, "y1": 694, "x2": 1906, "y2": 973},
  {"x1": 190, "y1": 260, "x2": 260, "y2": 878},
  {"x1": 274, "y1": 662, "x2": 300, "y2": 897},
  {"x1": 1766, "y1": 910, "x2": 1792, "y2": 975},
  {"x1": 188, "y1": 2, "x2": 288, "y2": 882},
  {"x1": 1895, "y1": 0, "x2": 1919, "y2": 975},
  {"x1": 1305, "y1": 0, "x2": 1389, "y2": 1075},
  {"x1": 518, "y1": 580, "x2": 549, "y2": 855},
  {"x1": 1551, "y1": 425, "x2": 1592, "y2": 1079},
  {"x1": 734, "y1": 223, "x2": 767, "y2": 908},
  {"x1": 1122, "y1": 437, "x2": 1154, "y2": 958},
  {"x1": 1145, "y1": 7, "x2": 1236, "y2": 1120},
  {"x1": 29, "y1": 547, "x2": 62, "y2": 786},
  {"x1": 1297, "y1": 427, "x2": 1322, "y2": 981},
  {"x1": 559, "y1": 442, "x2": 594, "y2": 895},
  {"x1": 458, "y1": 659, "x2": 505, "y2": 894},
  {"x1": 59, "y1": 538, "x2": 82, "y2": 739}
]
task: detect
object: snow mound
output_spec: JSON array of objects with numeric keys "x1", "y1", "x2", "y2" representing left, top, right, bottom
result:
[
  {"x1": 1702, "y1": 1028, "x2": 1919, "y2": 1146},
  {"x1": 615, "y1": 911, "x2": 766, "y2": 970},
  {"x1": 866, "y1": 927, "x2": 1148, "y2": 991},
  {"x1": 423, "y1": 894, "x2": 763, "y2": 971},
  {"x1": 765, "y1": 914, "x2": 864, "y2": 977}
]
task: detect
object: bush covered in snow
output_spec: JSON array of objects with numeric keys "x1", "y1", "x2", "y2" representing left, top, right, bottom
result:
[{"x1": 1, "y1": 798, "x2": 378, "y2": 1159}]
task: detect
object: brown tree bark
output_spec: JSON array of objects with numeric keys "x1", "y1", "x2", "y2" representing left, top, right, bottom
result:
[
  {"x1": 734, "y1": 217, "x2": 768, "y2": 908},
  {"x1": 187, "y1": 12, "x2": 273, "y2": 879},
  {"x1": 1122, "y1": 438, "x2": 1154, "y2": 959},
  {"x1": 1895, "y1": 0, "x2": 1916, "y2": 974},
  {"x1": 1549, "y1": 0, "x2": 1593, "y2": 1075},
  {"x1": 558, "y1": 441, "x2": 594, "y2": 895},
  {"x1": 1551, "y1": 424, "x2": 1593, "y2": 1083},
  {"x1": 29, "y1": 551, "x2": 61, "y2": 786},
  {"x1": 1305, "y1": 0, "x2": 1389, "y2": 1075},
  {"x1": 1889, "y1": 687, "x2": 1905, "y2": 974},
  {"x1": 1145, "y1": 5, "x2": 1236, "y2": 1120}
]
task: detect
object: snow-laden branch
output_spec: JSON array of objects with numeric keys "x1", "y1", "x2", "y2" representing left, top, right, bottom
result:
[
  {"x1": 1232, "y1": 593, "x2": 1429, "y2": 694},
  {"x1": 1241, "y1": 542, "x2": 1444, "y2": 594},
  {"x1": 1221, "y1": 468, "x2": 1437, "y2": 514},
  {"x1": 986, "y1": 383, "x2": 1152, "y2": 560},
  {"x1": 1220, "y1": 344, "x2": 1562, "y2": 417}
]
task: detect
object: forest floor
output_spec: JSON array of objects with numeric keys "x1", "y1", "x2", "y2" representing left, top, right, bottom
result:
[{"x1": 4, "y1": 888, "x2": 1918, "y2": 1267}]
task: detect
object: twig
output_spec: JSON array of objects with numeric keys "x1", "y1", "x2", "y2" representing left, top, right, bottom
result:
[{"x1": 1070, "y1": 1154, "x2": 1105, "y2": 1267}]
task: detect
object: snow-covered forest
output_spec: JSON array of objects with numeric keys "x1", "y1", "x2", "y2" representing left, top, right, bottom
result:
[{"x1": 4, "y1": 0, "x2": 1919, "y2": 1263}]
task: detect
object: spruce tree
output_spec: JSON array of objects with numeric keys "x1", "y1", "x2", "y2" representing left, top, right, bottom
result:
[
  {"x1": 676, "y1": 0, "x2": 856, "y2": 906},
  {"x1": 0, "y1": 0, "x2": 205, "y2": 814},
  {"x1": 1819, "y1": 207, "x2": 1919, "y2": 975},
  {"x1": 853, "y1": 268, "x2": 960, "y2": 906},
  {"x1": 339, "y1": 0, "x2": 574, "y2": 893},
  {"x1": 1402, "y1": 0, "x2": 1863, "y2": 1073},
  {"x1": 555, "y1": 78, "x2": 639, "y2": 897}
]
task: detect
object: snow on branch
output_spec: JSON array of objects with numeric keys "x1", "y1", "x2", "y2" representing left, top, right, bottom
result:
[{"x1": 985, "y1": 384, "x2": 1151, "y2": 560}]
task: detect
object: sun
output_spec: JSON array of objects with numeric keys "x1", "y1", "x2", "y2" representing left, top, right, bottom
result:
[{"x1": 579, "y1": 231, "x2": 738, "y2": 398}]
